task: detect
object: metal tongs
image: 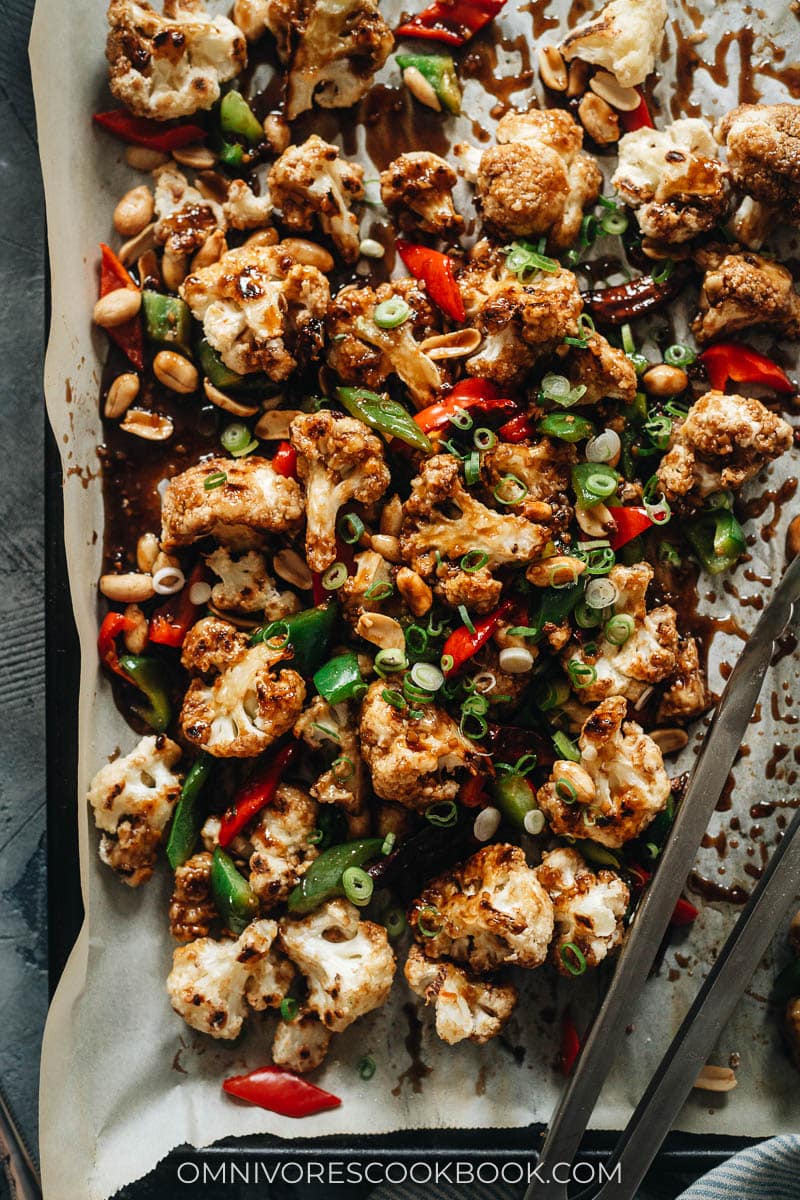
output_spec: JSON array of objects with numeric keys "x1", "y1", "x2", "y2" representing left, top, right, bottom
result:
[{"x1": 526, "y1": 553, "x2": 800, "y2": 1200}]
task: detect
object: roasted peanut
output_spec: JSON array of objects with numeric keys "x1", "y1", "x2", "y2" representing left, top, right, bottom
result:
[
  {"x1": 253, "y1": 408, "x2": 303, "y2": 438},
  {"x1": 693, "y1": 1065, "x2": 737, "y2": 1093},
  {"x1": 379, "y1": 494, "x2": 403, "y2": 537},
  {"x1": 396, "y1": 567, "x2": 433, "y2": 617},
  {"x1": 552, "y1": 760, "x2": 596, "y2": 805},
  {"x1": 161, "y1": 247, "x2": 188, "y2": 291},
  {"x1": 370, "y1": 534, "x2": 401, "y2": 563},
  {"x1": 650, "y1": 728, "x2": 689, "y2": 755},
  {"x1": 273, "y1": 548, "x2": 313, "y2": 590},
  {"x1": 589, "y1": 70, "x2": 641, "y2": 111},
  {"x1": 642, "y1": 364, "x2": 689, "y2": 397},
  {"x1": 243, "y1": 228, "x2": 280, "y2": 250},
  {"x1": 192, "y1": 228, "x2": 227, "y2": 270},
  {"x1": 125, "y1": 145, "x2": 169, "y2": 171},
  {"x1": 113, "y1": 185, "x2": 154, "y2": 237},
  {"x1": 787, "y1": 514, "x2": 800, "y2": 560},
  {"x1": 566, "y1": 58, "x2": 591, "y2": 98},
  {"x1": 137, "y1": 249, "x2": 161, "y2": 289},
  {"x1": 402, "y1": 66, "x2": 441, "y2": 111},
  {"x1": 99, "y1": 572, "x2": 155, "y2": 603},
  {"x1": 172, "y1": 142, "x2": 217, "y2": 169},
  {"x1": 576, "y1": 501, "x2": 615, "y2": 538},
  {"x1": 203, "y1": 378, "x2": 260, "y2": 417},
  {"x1": 355, "y1": 612, "x2": 406, "y2": 651},
  {"x1": 279, "y1": 238, "x2": 335, "y2": 273},
  {"x1": 578, "y1": 92, "x2": 620, "y2": 144},
  {"x1": 119, "y1": 222, "x2": 158, "y2": 266},
  {"x1": 136, "y1": 531, "x2": 160, "y2": 573},
  {"x1": 122, "y1": 604, "x2": 149, "y2": 654},
  {"x1": 120, "y1": 409, "x2": 175, "y2": 441},
  {"x1": 263, "y1": 113, "x2": 291, "y2": 155},
  {"x1": 195, "y1": 171, "x2": 230, "y2": 206},
  {"x1": 527, "y1": 555, "x2": 586, "y2": 588},
  {"x1": 93, "y1": 287, "x2": 141, "y2": 328},
  {"x1": 104, "y1": 373, "x2": 140, "y2": 419},
  {"x1": 154, "y1": 350, "x2": 199, "y2": 394},
  {"x1": 538, "y1": 45, "x2": 568, "y2": 91},
  {"x1": 418, "y1": 329, "x2": 482, "y2": 360}
]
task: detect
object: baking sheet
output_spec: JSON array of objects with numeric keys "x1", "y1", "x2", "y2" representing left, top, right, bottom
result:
[{"x1": 31, "y1": 1, "x2": 800, "y2": 1197}]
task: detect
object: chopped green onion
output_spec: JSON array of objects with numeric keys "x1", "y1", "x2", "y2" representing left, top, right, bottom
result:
[
  {"x1": 579, "y1": 313, "x2": 595, "y2": 337},
  {"x1": 373, "y1": 297, "x2": 411, "y2": 329},
  {"x1": 462, "y1": 692, "x2": 489, "y2": 715},
  {"x1": 556, "y1": 777, "x2": 578, "y2": 803},
  {"x1": 311, "y1": 722, "x2": 341, "y2": 742},
  {"x1": 280, "y1": 997, "x2": 300, "y2": 1022},
  {"x1": 539, "y1": 677, "x2": 571, "y2": 711},
  {"x1": 580, "y1": 213, "x2": 597, "y2": 247},
  {"x1": 563, "y1": 335, "x2": 589, "y2": 349},
  {"x1": 259, "y1": 619, "x2": 291, "y2": 649},
  {"x1": 652, "y1": 259, "x2": 675, "y2": 284},
  {"x1": 338, "y1": 512, "x2": 366, "y2": 544},
  {"x1": 332, "y1": 755, "x2": 355, "y2": 781},
  {"x1": 604, "y1": 613, "x2": 635, "y2": 646},
  {"x1": 461, "y1": 549, "x2": 489, "y2": 573},
  {"x1": 460, "y1": 710, "x2": 488, "y2": 739},
  {"x1": 540, "y1": 373, "x2": 571, "y2": 402},
  {"x1": 342, "y1": 866, "x2": 374, "y2": 906},
  {"x1": 600, "y1": 209, "x2": 628, "y2": 236},
  {"x1": 403, "y1": 677, "x2": 436, "y2": 703},
  {"x1": 405, "y1": 625, "x2": 429, "y2": 656},
  {"x1": 358, "y1": 1054, "x2": 377, "y2": 1080},
  {"x1": 308, "y1": 828, "x2": 324, "y2": 845},
  {"x1": 582, "y1": 545, "x2": 616, "y2": 576},
  {"x1": 585, "y1": 471, "x2": 618, "y2": 499},
  {"x1": 643, "y1": 413, "x2": 673, "y2": 450},
  {"x1": 221, "y1": 421, "x2": 259, "y2": 457},
  {"x1": 568, "y1": 660, "x2": 597, "y2": 689},
  {"x1": 504, "y1": 239, "x2": 560, "y2": 280},
  {"x1": 598, "y1": 195, "x2": 618, "y2": 210},
  {"x1": 474, "y1": 427, "x2": 496, "y2": 450},
  {"x1": 382, "y1": 687, "x2": 407, "y2": 710},
  {"x1": 440, "y1": 653, "x2": 454, "y2": 673},
  {"x1": 381, "y1": 832, "x2": 396, "y2": 855},
  {"x1": 560, "y1": 941, "x2": 587, "y2": 976},
  {"x1": 417, "y1": 904, "x2": 443, "y2": 938},
  {"x1": 365, "y1": 580, "x2": 394, "y2": 600},
  {"x1": 322, "y1": 562, "x2": 348, "y2": 590},
  {"x1": 584, "y1": 577, "x2": 618, "y2": 610},
  {"x1": 375, "y1": 648, "x2": 407, "y2": 676},
  {"x1": 410, "y1": 661, "x2": 444, "y2": 692},
  {"x1": 574, "y1": 600, "x2": 603, "y2": 628},
  {"x1": 383, "y1": 906, "x2": 407, "y2": 939},
  {"x1": 425, "y1": 800, "x2": 458, "y2": 827},
  {"x1": 664, "y1": 343, "x2": 696, "y2": 367},
  {"x1": 643, "y1": 475, "x2": 672, "y2": 526},
  {"x1": 658, "y1": 541, "x2": 682, "y2": 567},
  {"x1": 457, "y1": 605, "x2": 476, "y2": 635},
  {"x1": 524, "y1": 809, "x2": 546, "y2": 835},
  {"x1": 493, "y1": 473, "x2": 529, "y2": 506},
  {"x1": 203, "y1": 470, "x2": 227, "y2": 491},
  {"x1": 464, "y1": 449, "x2": 481, "y2": 486},
  {"x1": 553, "y1": 731, "x2": 581, "y2": 761},
  {"x1": 449, "y1": 406, "x2": 473, "y2": 430}
]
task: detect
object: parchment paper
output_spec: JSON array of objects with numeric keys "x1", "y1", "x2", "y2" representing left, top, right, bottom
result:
[{"x1": 31, "y1": 1, "x2": 800, "y2": 1197}]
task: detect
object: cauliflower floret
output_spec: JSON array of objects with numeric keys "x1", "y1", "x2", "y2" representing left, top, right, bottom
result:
[
  {"x1": 153, "y1": 166, "x2": 226, "y2": 262},
  {"x1": 271, "y1": 1010, "x2": 333, "y2": 1072},
  {"x1": 481, "y1": 439, "x2": 575, "y2": 530},
  {"x1": 205, "y1": 547, "x2": 300, "y2": 617},
  {"x1": 656, "y1": 635, "x2": 710, "y2": 722},
  {"x1": 410, "y1": 844, "x2": 555, "y2": 973},
  {"x1": 477, "y1": 108, "x2": 602, "y2": 250},
  {"x1": 563, "y1": 563, "x2": 680, "y2": 703},
  {"x1": 279, "y1": 898, "x2": 396, "y2": 1031},
  {"x1": 433, "y1": 562, "x2": 503, "y2": 615},
  {"x1": 181, "y1": 244, "x2": 330, "y2": 378},
  {"x1": 161, "y1": 456, "x2": 303, "y2": 550},
  {"x1": 564, "y1": 331, "x2": 638, "y2": 404},
  {"x1": 404, "y1": 944, "x2": 518, "y2": 1045},
  {"x1": 612, "y1": 120, "x2": 731, "y2": 244},
  {"x1": 380, "y1": 152, "x2": 464, "y2": 236},
  {"x1": 716, "y1": 104, "x2": 800, "y2": 224},
  {"x1": 289, "y1": 411, "x2": 390, "y2": 572},
  {"x1": 233, "y1": 0, "x2": 286, "y2": 42},
  {"x1": 691, "y1": 247, "x2": 800, "y2": 344},
  {"x1": 560, "y1": 0, "x2": 667, "y2": 89},
  {"x1": 294, "y1": 695, "x2": 366, "y2": 814},
  {"x1": 106, "y1": 0, "x2": 247, "y2": 120},
  {"x1": 537, "y1": 696, "x2": 671, "y2": 848},
  {"x1": 283, "y1": 0, "x2": 394, "y2": 120},
  {"x1": 656, "y1": 390, "x2": 793, "y2": 503},
  {"x1": 248, "y1": 783, "x2": 319, "y2": 907},
  {"x1": 341, "y1": 550, "x2": 394, "y2": 627},
  {"x1": 88, "y1": 734, "x2": 183, "y2": 887},
  {"x1": 181, "y1": 616, "x2": 249, "y2": 675},
  {"x1": 359, "y1": 678, "x2": 479, "y2": 808},
  {"x1": 326, "y1": 279, "x2": 443, "y2": 407},
  {"x1": 535, "y1": 847, "x2": 629, "y2": 974},
  {"x1": 222, "y1": 179, "x2": 272, "y2": 231},
  {"x1": 167, "y1": 918, "x2": 293, "y2": 1038},
  {"x1": 269, "y1": 135, "x2": 365, "y2": 262},
  {"x1": 169, "y1": 850, "x2": 217, "y2": 942}
]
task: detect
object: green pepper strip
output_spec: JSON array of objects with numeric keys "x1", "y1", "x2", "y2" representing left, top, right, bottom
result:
[
  {"x1": 211, "y1": 847, "x2": 260, "y2": 935},
  {"x1": 252, "y1": 603, "x2": 338, "y2": 677},
  {"x1": 574, "y1": 839, "x2": 621, "y2": 869},
  {"x1": 167, "y1": 755, "x2": 213, "y2": 870},
  {"x1": 288, "y1": 837, "x2": 385, "y2": 915},
  {"x1": 396, "y1": 53, "x2": 462, "y2": 114},
  {"x1": 117, "y1": 654, "x2": 171, "y2": 732},
  {"x1": 337, "y1": 387, "x2": 433, "y2": 453},
  {"x1": 491, "y1": 774, "x2": 536, "y2": 831},
  {"x1": 686, "y1": 509, "x2": 747, "y2": 575},
  {"x1": 536, "y1": 413, "x2": 596, "y2": 443},
  {"x1": 142, "y1": 292, "x2": 192, "y2": 355},
  {"x1": 313, "y1": 651, "x2": 365, "y2": 705},
  {"x1": 518, "y1": 581, "x2": 585, "y2": 644},
  {"x1": 220, "y1": 90, "x2": 263, "y2": 143}
]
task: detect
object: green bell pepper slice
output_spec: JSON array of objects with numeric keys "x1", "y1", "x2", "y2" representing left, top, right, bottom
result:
[
  {"x1": 336, "y1": 387, "x2": 433, "y2": 454},
  {"x1": 686, "y1": 508, "x2": 747, "y2": 575},
  {"x1": 571, "y1": 462, "x2": 621, "y2": 508},
  {"x1": 220, "y1": 90, "x2": 263, "y2": 144},
  {"x1": 117, "y1": 654, "x2": 171, "y2": 732},
  {"x1": 167, "y1": 755, "x2": 212, "y2": 870},
  {"x1": 536, "y1": 413, "x2": 596, "y2": 443},
  {"x1": 142, "y1": 292, "x2": 192, "y2": 355},
  {"x1": 196, "y1": 337, "x2": 271, "y2": 394},
  {"x1": 313, "y1": 651, "x2": 366, "y2": 705},
  {"x1": 574, "y1": 839, "x2": 621, "y2": 869},
  {"x1": 251, "y1": 603, "x2": 338, "y2": 677},
  {"x1": 288, "y1": 837, "x2": 385, "y2": 915},
  {"x1": 512, "y1": 581, "x2": 585, "y2": 645},
  {"x1": 491, "y1": 774, "x2": 536, "y2": 830},
  {"x1": 211, "y1": 847, "x2": 260, "y2": 934},
  {"x1": 396, "y1": 53, "x2": 461, "y2": 114}
]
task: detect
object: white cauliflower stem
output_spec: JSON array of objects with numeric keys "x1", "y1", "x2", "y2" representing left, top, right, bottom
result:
[
  {"x1": 269, "y1": 135, "x2": 365, "y2": 262},
  {"x1": 404, "y1": 945, "x2": 518, "y2": 1045}
]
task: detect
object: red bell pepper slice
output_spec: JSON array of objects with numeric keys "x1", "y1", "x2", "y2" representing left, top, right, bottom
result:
[
  {"x1": 626, "y1": 862, "x2": 652, "y2": 894},
  {"x1": 498, "y1": 413, "x2": 536, "y2": 444},
  {"x1": 560, "y1": 1010, "x2": 581, "y2": 1075},
  {"x1": 396, "y1": 239, "x2": 465, "y2": 323},
  {"x1": 98, "y1": 611, "x2": 137, "y2": 680},
  {"x1": 99, "y1": 243, "x2": 144, "y2": 371},
  {"x1": 272, "y1": 441, "x2": 298, "y2": 479},
  {"x1": 223, "y1": 1066, "x2": 341, "y2": 1117},
  {"x1": 93, "y1": 110, "x2": 207, "y2": 152},
  {"x1": 149, "y1": 562, "x2": 205, "y2": 648},
  {"x1": 218, "y1": 743, "x2": 297, "y2": 847},
  {"x1": 670, "y1": 897, "x2": 700, "y2": 927},
  {"x1": 699, "y1": 343, "x2": 794, "y2": 395},
  {"x1": 442, "y1": 599, "x2": 513, "y2": 676},
  {"x1": 460, "y1": 774, "x2": 487, "y2": 808},
  {"x1": 607, "y1": 505, "x2": 654, "y2": 552},
  {"x1": 414, "y1": 379, "x2": 518, "y2": 433},
  {"x1": 620, "y1": 88, "x2": 654, "y2": 133},
  {"x1": 397, "y1": 0, "x2": 506, "y2": 45}
]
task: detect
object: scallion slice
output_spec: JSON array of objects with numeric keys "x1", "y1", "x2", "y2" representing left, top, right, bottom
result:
[
  {"x1": 373, "y1": 297, "x2": 410, "y2": 329},
  {"x1": 322, "y1": 562, "x2": 348, "y2": 590},
  {"x1": 342, "y1": 866, "x2": 374, "y2": 907}
]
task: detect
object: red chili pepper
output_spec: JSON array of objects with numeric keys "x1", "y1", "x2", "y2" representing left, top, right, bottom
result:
[
  {"x1": 223, "y1": 1066, "x2": 341, "y2": 1117},
  {"x1": 626, "y1": 862, "x2": 652, "y2": 893},
  {"x1": 397, "y1": 0, "x2": 506, "y2": 45},
  {"x1": 218, "y1": 743, "x2": 296, "y2": 846},
  {"x1": 442, "y1": 599, "x2": 513, "y2": 676},
  {"x1": 414, "y1": 379, "x2": 518, "y2": 433},
  {"x1": 606, "y1": 505, "x2": 654, "y2": 552},
  {"x1": 699, "y1": 343, "x2": 794, "y2": 394},
  {"x1": 670, "y1": 897, "x2": 700, "y2": 927},
  {"x1": 149, "y1": 563, "x2": 205, "y2": 648},
  {"x1": 98, "y1": 611, "x2": 137, "y2": 680},
  {"x1": 497, "y1": 413, "x2": 536, "y2": 443},
  {"x1": 620, "y1": 89, "x2": 654, "y2": 133},
  {"x1": 93, "y1": 110, "x2": 208, "y2": 152},
  {"x1": 396, "y1": 239, "x2": 466, "y2": 323},
  {"x1": 272, "y1": 441, "x2": 298, "y2": 478},
  {"x1": 99, "y1": 243, "x2": 144, "y2": 370},
  {"x1": 560, "y1": 1010, "x2": 581, "y2": 1076},
  {"x1": 312, "y1": 572, "x2": 326, "y2": 605},
  {"x1": 460, "y1": 774, "x2": 488, "y2": 808}
]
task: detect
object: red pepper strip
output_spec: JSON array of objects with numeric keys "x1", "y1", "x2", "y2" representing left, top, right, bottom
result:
[
  {"x1": 99, "y1": 243, "x2": 144, "y2": 370},
  {"x1": 606, "y1": 505, "x2": 654, "y2": 552},
  {"x1": 396, "y1": 239, "x2": 466, "y2": 323},
  {"x1": 671, "y1": 897, "x2": 700, "y2": 927},
  {"x1": 460, "y1": 774, "x2": 487, "y2": 808},
  {"x1": 223, "y1": 1066, "x2": 341, "y2": 1117},
  {"x1": 397, "y1": 0, "x2": 506, "y2": 45},
  {"x1": 699, "y1": 343, "x2": 795, "y2": 394},
  {"x1": 620, "y1": 88, "x2": 654, "y2": 133},
  {"x1": 93, "y1": 110, "x2": 207, "y2": 152},
  {"x1": 442, "y1": 599, "x2": 514, "y2": 677},
  {"x1": 312, "y1": 572, "x2": 326, "y2": 605},
  {"x1": 98, "y1": 611, "x2": 137, "y2": 680},
  {"x1": 272, "y1": 441, "x2": 298, "y2": 478},
  {"x1": 149, "y1": 562, "x2": 205, "y2": 648},
  {"x1": 560, "y1": 1010, "x2": 581, "y2": 1076},
  {"x1": 626, "y1": 862, "x2": 652, "y2": 893},
  {"x1": 414, "y1": 381, "x2": 517, "y2": 433},
  {"x1": 498, "y1": 413, "x2": 536, "y2": 443},
  {"x1": 219, "y1": 743, "x2": 297, "y2": 847}
]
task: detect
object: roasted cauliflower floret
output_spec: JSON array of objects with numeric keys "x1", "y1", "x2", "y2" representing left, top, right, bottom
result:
[
  {"x1": 106, "y1": 0, "x2": 247, "y2": 120},
  {"x1": 268, "y1": 135, "x2": 365, "y2": 262},
  {"x1": 612, "y1": 120, "x2": 730, "y2": 244},
  {"x1": 279, "y1": 898, "x2": 396, "y2": 1032},
  {"x1": 161, "y1": 456, "x2": 304, "y2": 550},
  {"x1": 477, "y1": 108, "x2": 602, "y2": 250},
  {"x1": 169, "y1": 850, "x2": 217, "y2": 942},
  {"x1": 410, "y1": 844, "x2": 555, "y2": 973},
  {"x1": 481, "y1": 439, "x2": 575, "y2": 529},
  {"x1": 535, "y1": 847, "x2": 629, "y2": 974},
  {"x1": 222, "y1": 178, "x2": 272, "y2": 231},
  {"x1": 284, "y1": 0, "x2": 394, "y2": 120},
  {"x1": 233, "y1": 0, "x2": 287, "y2": 42},
  {"x1": 560, "y1": 0, "x2": 667, "y2": 89},
  {"x1": 326, "y1": 279, "x2": 443, "y2": 407},
  {"x1": 404, "y1": 944, "x2": 518, "y2": 1045},
  {"x1": 181, "y1": 244, "x2": 330, "y2": 378},
  {"x1": 656, "y1": 390, "x2": 793, "y2": 504},
  {"x1": 294, "y1": 695, "x2": 366, "y2": 813},
  {"x1": 380, "y1": 152, "x2": 464, "y2": 236},
  {"x1": 167, "y1": 918, "x2": 293, "y2": 1038},
  {"x1": 564, "y1": 331, "x2": 638, "y2": 404},
  {"x1": 656, "y1": 636, "x2": 710, "y2": 722},
  {"x1": 205, "y1": 547, "x2": 300, "y2": 617},
  {"x1": 359, "y1": 678, "x2": 479, "y2": 808},
  {"x1": 271, "y1": 1010, "x2": 333, "y2": 1073},
  {"x1": 88, "y1": 734, "x2": 183, "y2": 887},
  {"x1": 289, "y1": 411, "x2": 390, "y2": 572},
  {"x1": 716, "y1": 104, "x2": 800, "y2": 224},
  {"x1": 341, "y1": 549, "x2": 394, "y2": 627},
  {"x1": 248, "y1": 784, "x2": 319, "y2": 907},
  {"x1": 537, "y1": 696, "x2": 671, "y2": 848},
  {"x1": 181, "y1": 616, "x2": 249, "y2": 676},
  {"x1": 153, "y1": 166, "x2": 226, "y2": 263},
  {"x1": 691, "y1": 247, "x2": 800, "y2": 344},
  {"x1": 563, "y1": 563, "x2": 680, "y2": 703}
]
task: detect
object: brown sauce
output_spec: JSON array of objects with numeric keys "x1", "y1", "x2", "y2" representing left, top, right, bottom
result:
[
  {"x1": 688, "y1": 872, "x2": 749, "y2": 905},
  {"x1": 460, "y1": 33, "x2": 534, "y2": 120},
  {"x1": 392, "y1": 1003, "x2": 433, "y2": 1096}
]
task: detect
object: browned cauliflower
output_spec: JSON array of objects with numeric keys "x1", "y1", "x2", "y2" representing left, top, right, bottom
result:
[
  {"x1": 691, "y1": 247, "x2": 800, "y2": 344},
  {"x1": 477, "y1": 108, "x2": 602, "y2": 250},
  {"x1": 537, "y1": 696, "x2": 671, "y2": 848},
  {"x1": 222, "y1": 178, "x2": 272, "y2": 231},
  {"x1": 481, "y1": 438, "x2": 575, "y2": 530},
  {"x1": 656, "y1": 390, "x2": 793, "y2": 504},
  {"x1": 153, "y1": 166, "x2": 226, "y2": 265},
  {"x1": 563, "y1": 563, "x2": 680, "y2": 704},
  {"x1": 106, "y1": 0, "x2": 247, "y2": 120},
  {"x1": 359, "y1": 678, "x2": 479, "y2": 808},
  {"x1": 289, "y1": 411, "x2": 390, "y2": 571},
  {"x1": 380, "y1": 152, "x2": 464, "y2": 236},
  {"x1": 404, "y1": 944, "x2": 518, "y2": 1045},
  {"x1": 180, "y1": 616, "x2": 306, "y2": 757},
  {"x1": 248, "y1": 784, "x2": 319, "y2": 907},
  {"x1": 341, "y1": 549, "x2": 394, "y2": 627},
  {"x1": 612, "y1": 120, "x2": 730, "y2": 244},
  {"x1": 87, "y1": 734, "x2": 183, "y2": 887},
  {"x1": 656, "y1": 636, "x2": 710, "y2": 722},
  {"x1": 180, "y1": 244, "x2": 330, "y2": 378},
  {"x1": 233, "y1": 0, "x2": 287, "y2": 42},
  {"x1": 205, "y1": 547, "x2": 301, "y2": 617},
  {"x1": 294, "y1": 695, "x2": 366, "y2": 814},
  {"x1": 268, "y1": 135, "x2": 365, "y2": 262},
  {"x1": 535, "y1": 847, "x2": 629, "y2": 974},
  {"x1": 169, "y1": 850, "x2": 217, "y2": 942},
  {"x1": 560, "y1": 0, "x2": 667, "y2": 89},
  {"x1": 271, "y1": 1010, "x2": 332, "y2": 1073},
  {"x1": 716, "y1": 104, "x2": 800, "y2": 224},
  {"x1": 326, "y1": 279, "x2": 443, "y2": 408},
  {"x1": 564, "y1": 331, "x2": 638, "y2": 404},
  {"x1": 161, "y1": 456, "x2": 303, "y2": 550},
  {"x1": 409, "y1": 844, "x2": 555, "y2": 973},
  {"x1": 167, "y1": 918, "x2": 294, "y2": 1038},
  {"x1": 279, "y1": 898, "x2": 396, "y2": 1031}
]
